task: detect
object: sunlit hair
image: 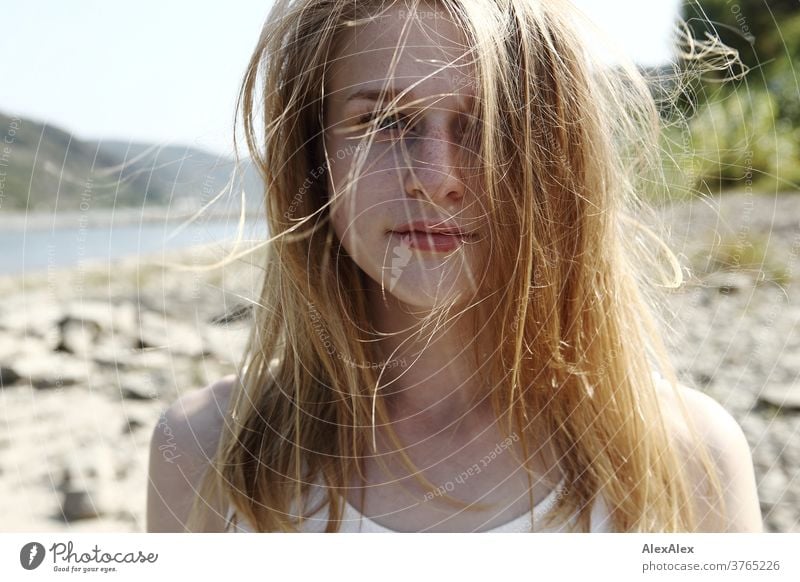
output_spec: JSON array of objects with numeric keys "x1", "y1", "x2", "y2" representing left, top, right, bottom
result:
[{"x1": 186, "y1": 0, "x2": 730, "y2": 532}]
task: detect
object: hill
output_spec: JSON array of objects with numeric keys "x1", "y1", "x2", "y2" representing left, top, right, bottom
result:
[{"x1": 0, "y1": 112, "x2": 263, "y2": 213}]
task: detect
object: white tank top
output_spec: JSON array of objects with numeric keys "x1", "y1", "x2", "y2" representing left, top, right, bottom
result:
[
  {"x1": 224, "y1": 477, "x2": 614, "y2": 532},
  {"x1": 221, "y1": 368, "x2": 671, "y2": 532}
]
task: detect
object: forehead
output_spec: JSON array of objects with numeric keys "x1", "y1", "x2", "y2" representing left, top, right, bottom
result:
[{"x1": 325, "y1": 4, "x2": 475, "y2": 112}]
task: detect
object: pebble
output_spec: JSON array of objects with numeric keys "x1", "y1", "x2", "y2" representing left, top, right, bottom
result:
[
  {"x1": 757, "y1": 383, "x2": 800, "y2": 411},
  {"x1": 136, "y1": 311, "x2": 207, "y2": 358},
  {"x1": 119, "y1": 371, "x2": 163, "y2": 400},
  {"x1": 756, "y1": 469, "x2": 788, "y2": 506},
  {"x1": 59, "y1": 445, "x2": 116, "y2": 521},
  {"x1": 0, "y1": 366, "x2": 21, "y2": 387},
  {"x1": 11, "y1": 352, "x2": 95, "y2": 389},
  {"x1": 703, "y1": 271, "x2": 756, "y2": 294}
]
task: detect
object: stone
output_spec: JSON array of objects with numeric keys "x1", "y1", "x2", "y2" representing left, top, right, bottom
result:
[
  {"x1": 61, "y1": 490, "x2": 102, "y2": 521},
  {"x1": 56, "y1": 318, "x2": 100, "y2": 356},
  {"x1": 202, "y1": 325, "x2": 250, "y2": 364},
  {"x1": 136, "y1": 311, "x2": 207, "y2": 358},
  {"x1": 757, "y1": 469, "x2": 788, "y2": 506},
  {"x1": 208, "y1": 304, "x2": 252, "y2": 325},
  {"x1": 757, "y1": 383, "x2": 800, "y2": 412},
  {"x1": 781, "y1": 439, "x2": 800, "y2": 468},
  {"x1": 119, "y1": 402, "x2": 160, "y2": 435},
  {"x1": 0, "y1": 366, "x2": 21, "y2": 387},
  {"x1": 60, "y1": 300, "x2": 138, "y2": 337},
  {"x1": 703, "y1": 271, "x2": 755, "y2": 294},
  {"x1": 0, "y1": 294, "x2": 62, "y2": 347},
  {"x1": 764, "y1": 505, "x2": 799, "y2": 533},
  {"x1": 0, "y1": 333, "x2": 52, "y2": 362},
  {"x1": 119, "y1": 371, "x2": 163, "y2": 400},
  {"x1": 738, "y1": 414, "x2": 768, "y2": 439},
  {"x1": 59, "y1": 445, "x2": 116, "y2": 521},
  {"x1": 123, "y1": 417, "x2": 146, "y2": 433},
  {"x1": 707, "y1": 379, "x2": 757, "y2": 412},
  {"x1": 11, "y1": 352, "x2": 95, "y2": 389},
  {"x1": 89, "y1": 336, "x2": 140, "y2": 370}
]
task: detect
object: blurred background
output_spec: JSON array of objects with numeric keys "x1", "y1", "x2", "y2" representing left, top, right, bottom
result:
[{"x1": 0, "y1": 0, "x2": 797, "y2": 532}]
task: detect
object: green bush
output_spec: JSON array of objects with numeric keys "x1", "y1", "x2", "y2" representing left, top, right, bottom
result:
[{"x1": 660, "y1": 87, "x2": 800, "y2": 197}]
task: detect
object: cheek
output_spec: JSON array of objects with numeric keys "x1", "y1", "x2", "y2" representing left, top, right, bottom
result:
[
  {"x1": 326, "y1": 161, "x2": 372, "y2": 228},
  {"x1": 330, "y1": 202, "x2": 351, "y2": 244},
  {"x1": 323, "y1": 142, "x2": 349, "y2": 235},
  {"x1": 323, "y1": 138, "x2": 397, "y2": 245},
  {"x1": 326, "y1": 179, "x2": 368, "y2": 250},
  {"x1": 331, "y1": 192, "x2": 378, "y2": 247}
]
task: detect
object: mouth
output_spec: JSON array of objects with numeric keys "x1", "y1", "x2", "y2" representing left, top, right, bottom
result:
[
  {"x1": 390, "y1": 219, "x2": 475, "y2": 237},
  {"x1": 391, "y1": 228, "x2": 475, "y2": 238},
  {"x1": 389, "y1": 229, "x2": 476, "y2": 252}
]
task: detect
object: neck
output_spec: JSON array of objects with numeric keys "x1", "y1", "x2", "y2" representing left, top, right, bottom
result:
[{"x1": 363, "y1": 276, "x2": 493, "y2": 438}]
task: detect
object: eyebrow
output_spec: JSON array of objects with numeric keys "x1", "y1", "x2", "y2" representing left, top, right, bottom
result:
[
  {"x1": 346, "y1": 87, "x2": 406, "y2": 103},
  {"x1": 345, "y1": 85, "x2": 471, "y2": 112}
]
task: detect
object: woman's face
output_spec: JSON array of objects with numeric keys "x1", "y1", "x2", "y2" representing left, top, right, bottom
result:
[{"x1": 322, "y1": 3, "x2": 487, "y2": 309}]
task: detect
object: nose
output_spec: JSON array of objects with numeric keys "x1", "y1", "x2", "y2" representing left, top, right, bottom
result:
[{"x1": 402, "y1": 125, "x2": 467, "y2": 205}]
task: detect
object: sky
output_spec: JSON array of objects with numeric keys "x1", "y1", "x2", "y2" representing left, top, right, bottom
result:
[{"x1": 0, "y1": 0, "x2": 681, "y2": 158}]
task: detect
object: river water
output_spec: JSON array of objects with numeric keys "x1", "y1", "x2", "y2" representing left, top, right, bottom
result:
[{"x1": 0, "y1": 214, "x2": 267, "y2": 275}]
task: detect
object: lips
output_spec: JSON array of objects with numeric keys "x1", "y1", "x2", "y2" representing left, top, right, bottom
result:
[
  {"x1": 388, "y1": 219, "x2": 477, "y2": 253},
  {"x1": 392, "y1": 230, "x2": 468, "y2": 252},
  {"x1": 390, "y1": 219, "x2": 472, "y2": 237}
]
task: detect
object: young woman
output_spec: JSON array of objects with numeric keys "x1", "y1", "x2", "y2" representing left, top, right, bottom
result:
[{"x1": 146, "y1": 0, "x2": 762, "y2": 533}]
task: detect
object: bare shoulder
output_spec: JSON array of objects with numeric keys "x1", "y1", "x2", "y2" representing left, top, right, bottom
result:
[
  {"x1": 146, "y1": 375, "x2": 237, "y2": 532},
  {"x1": 655, "y1": 379, "x2": 747, "y2": 456},
  {"x1": 655, "y1": 377, "x2": 763, "y2": 532}
]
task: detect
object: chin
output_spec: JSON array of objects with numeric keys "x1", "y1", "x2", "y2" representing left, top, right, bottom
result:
[{"x1": 346, "y1": 233, "x2": 481, "y2": 308}]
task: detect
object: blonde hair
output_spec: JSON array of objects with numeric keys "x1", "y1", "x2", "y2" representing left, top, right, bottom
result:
[{"x1": 187, "y1": 0, "x2": 728, "y2": 532}]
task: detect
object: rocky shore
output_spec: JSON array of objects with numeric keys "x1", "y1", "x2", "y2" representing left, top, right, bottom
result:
[
  {"x1": 0, "y1": 243, "x2": 260, "y2": 532},
  {"x1": 0, "y1": 192, "x2": 797, "y2": 532}
]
